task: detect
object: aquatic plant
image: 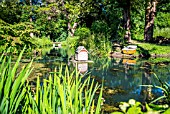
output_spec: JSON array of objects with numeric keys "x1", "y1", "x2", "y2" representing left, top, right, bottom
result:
[
  {"x1": 152, "y1": 73, "x2": 170, "y2": 104},
  {"x1": 111, "y1": 99, "x2": 170, "y2": 114},
  {"x1": 0, "y1": 46, "x2": 33, "y2": 114},
  {"x1": 0, "y1": 47, "x2": 103, "y2": 114},
  {"x1": 26, "y1": 66, "x2": 103, "y2": 114},
  {"x1": 141, "y1": 73, "x2": 170, "y2": 105}
]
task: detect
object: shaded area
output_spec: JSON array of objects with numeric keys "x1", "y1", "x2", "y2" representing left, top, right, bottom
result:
[{"x1": 137, "y1": 45, "x2": 151, "y2": 58}]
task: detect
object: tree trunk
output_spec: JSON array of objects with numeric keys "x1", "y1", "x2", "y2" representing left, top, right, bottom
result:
[
  {"x1": 61, "y1": 0, "x2": 78, "y2": 37},
  {"x1": 141, "y1": 62, "x2": 153, "y2": 102},
  {"x1": 123, "y1": 0, "x2": 131, "y2": 42},
  {"x1": 144, "y1": 0, "x2": 157, "y2": 42},
  {"x1": 68, "y1": 22, "x2": 78, "y2": 37}
]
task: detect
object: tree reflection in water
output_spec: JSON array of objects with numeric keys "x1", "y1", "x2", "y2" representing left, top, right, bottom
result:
[{"x1": 141, "y1": 62, "x2": 154, "y2": 102}]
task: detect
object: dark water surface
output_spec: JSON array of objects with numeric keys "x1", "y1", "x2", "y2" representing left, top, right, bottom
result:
[{"x1": 20, "y1": 48, "x2": 170, "y2": 104}]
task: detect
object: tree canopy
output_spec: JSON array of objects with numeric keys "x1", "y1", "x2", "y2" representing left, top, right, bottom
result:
[{"x1": 0, "y1": 0, "x2": 170, "y2": 52}]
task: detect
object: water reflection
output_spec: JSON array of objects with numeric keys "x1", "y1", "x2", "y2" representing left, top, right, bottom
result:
[
  {"x1": 122, "y1": 59, "x2": 136, "y2": 80},
  {"x1": 141, "y1": 62, "x2": 153, "y2": 102},
  {"x1": 77, "y1": 63, "x2": 88, "y2": 75},
  {"x1": 21, "y1": 47, "x2": 170, "y2": 104},
  {"x1": 69, "y1": 60, "x2": 89, "y2": 75},
  {"x1": 88, "y1": 57, "x2": 170, "y2": 103}
]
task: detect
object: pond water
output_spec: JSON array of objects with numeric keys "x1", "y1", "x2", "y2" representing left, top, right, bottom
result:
[
  {"x1": 89, "y1": 57, "x2": 170, "y2": 104},
  {"x1": 21, "y1": 47, "x2": 170, "y2": 105}
]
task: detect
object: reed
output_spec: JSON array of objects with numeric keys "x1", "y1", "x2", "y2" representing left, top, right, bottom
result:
[
  {"x1": 0, "y1": 47, "x2": 103, "y2": 114},
  {"x1": 27, "y1": 66, "x2": 103, "y2": 114},
  {"x1": 0, "y1": 46, "x2": 33, "y2": 114}
]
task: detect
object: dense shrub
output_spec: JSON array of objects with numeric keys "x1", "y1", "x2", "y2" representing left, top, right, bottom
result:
[
  {"x1": 154, "y1": 12, "x2": 170, "y2": 39},
  {"x1": 75, "y1": 27, "x2": 91, "y2": 39},
  {"x1": 155, "y1": 12, "x2": 170, "y2": 28},
  {"x1": 91, "y1": 20, "x2": 109, "y2": 34}
]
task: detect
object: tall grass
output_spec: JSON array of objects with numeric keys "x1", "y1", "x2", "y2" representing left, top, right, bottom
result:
[
  {"x1": 0, "y1": 46, "x2": 33, "y2": 114},
  {"x1": 0, "y1": 47, "x2": 103, "y2": 114},
  {"x1": 26, "y1": 66, "x2": 103, "y2": 114}
]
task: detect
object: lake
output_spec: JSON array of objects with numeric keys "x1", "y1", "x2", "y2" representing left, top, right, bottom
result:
[{"x1": 21, "y1": 47, "x2": 170, "y2": 105}]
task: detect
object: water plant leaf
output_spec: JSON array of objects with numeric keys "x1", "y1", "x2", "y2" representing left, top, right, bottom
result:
[
  {"x1": 164, "y1": 108, "x2": 170, "y2": 114},
  {"x1": 0, "y1": 46, "x2": 34, "y2": 113},
  {"x1": 150, "y1": 96, "x2": 167, "y2": 104},
  {"x1": 111, "y1": 112, "x2": 124, "y2": 114},
  {"x1": 10, "y1": 60, "x2": 33, "y2": 112},
  {"x1": 95, "y1": 83, "x2": 103, "y2": 114}
]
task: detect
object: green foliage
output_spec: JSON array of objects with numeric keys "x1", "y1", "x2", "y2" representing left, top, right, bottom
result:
[
  {"x1": 157, "y1": 1, "x2": 170, "y2": 14},
  {"x1": 112, "y1": 99, "x2": 170, "y2": 114},
  {"x1": 19, "y1": 5, "x2": 32, "y2": 22},
  {"x1": 91, "y1": 20, "x2": 112, "y2": 42},
  {"x1": 34, "y1": 4, "x2": 68, "y2": 42},
  {"x1": 136, "y1": 43, "x2": 170, "y2": 55},
  {"x1": 29, "y1": 36, "x2": 52, "y2": 48},
  {"x1": 142, "y1": 73, "x2": 170, "y2": 105},
  {"x1": 164, "y1": 108, "x2": 170, "y2": 114},
  {"x1": 130, "y1": 1, "x2": 145, "y2": 41},
  {"x1": 0, "y1": 2, "x2": 67, "y2": 51},
  {"x1": 26, "y1": 66, "x2": 103, "y2": 113},
  {"x1": 155, "y1": 13, "x2": 170, "y2": 28},
  {"x1": 154, "y1": 28, "x2": 170, "y2": 39},
  {"x1": 0, "y1": 47, "x2": 33, "y2": 114},
  {"x1": 101, "y1": 0, "x2": 122, "y2": 40},
  {"x1": 75, "y1": 27, "x2": 91, "y2": 39},
  {"x1": 119, "y1": 99, "x2": 143, "y2": 114},
  {"x1": 63, "y1": 36, "x2": 80, "y2": 48},
  {"x1": 88, "y1": 34, "x2": 111, "y2": 56},
  {"x1": 154, "y1": 7, "x2": 170, "y2": 39},
  {"x1": 0, "y1": 19, "x2": 9, "y2": 26},
  {"x1": 1, "y1": 0, "x2": 170, "y2": 52},
  {"x1": 54, "y1": 19, "x2": 68, "y2": 42},
  {"x1": 0, "y1": 47, "x2": 103, "y2": 113},
  {"x1": 79, "y1": 20, "x2": 112, "y2": 55},
  {"x1": 0, "y1": 20, "x2": 53, "y2": 52},
  {"x1": 91, "y1": 20, "x2": 109, "y2": 34},
  {"x1": 65, "y1": 1, "x2": 81, "y2": 22},
  {"x1": 0, "y1": 1, "x2": 22, "y2": 24},
  {"x1": 67, "y1": 30, "x2": 111, "y2": 56}
]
